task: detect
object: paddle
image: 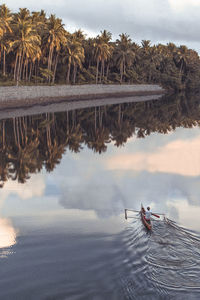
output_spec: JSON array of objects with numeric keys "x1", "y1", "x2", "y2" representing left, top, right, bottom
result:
[{"x1": 152, "y1": 213, "x2": 160, "y2": 218}]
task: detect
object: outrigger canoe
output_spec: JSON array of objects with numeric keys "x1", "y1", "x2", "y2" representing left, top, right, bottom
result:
[
  {"x1": 140, "y1": 204, "x2": 152, "y2": 230},
  {"x1": 124, "y1": 207, "x2": 161, "y2": 230}
]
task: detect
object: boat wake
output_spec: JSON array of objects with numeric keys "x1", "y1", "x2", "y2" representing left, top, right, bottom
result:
[{"x1": 120, "y1": 217, "x2": 200, "y2": 299}]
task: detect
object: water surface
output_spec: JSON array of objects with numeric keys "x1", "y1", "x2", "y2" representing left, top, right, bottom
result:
[{"x1": 0, "y1": 92, "x2": 200, "y2": 299}]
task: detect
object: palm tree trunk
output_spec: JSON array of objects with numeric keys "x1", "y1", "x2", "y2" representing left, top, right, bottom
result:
[
  {"x1": 48, "y1": 46, "x2": 54, "y2": 83},
  {"x1": 19, "y1": 51, "x2": 25, "y2": 81},
  {"x1": 96, "y1": 58, "x2": 99, "y2": 84},
  {"x1": 52, "y1": 53, "x2": 59, "y2": 84},
  {"x1": 66, "y1": 62, "x2": 71, "y2": 84},
  {"x1": 22, "y1": 57, "x2": 26, "y2": 80},
  {"x1": 120, "y1": 62, "x2": 123, "y2": 84},
  {"x1": 106, "y1": 62, "x2": 109, "y2": 79},
  {"x1": 3, "y1": 49, "x2": 6, "y2": 76},
  {"x1": 73, "y1": 63, "x2": 77, "y2": 84},
  {"x1": 26, "y1": 60, "x2": 28, "y2": 81},
  {"x1": 29, "y1": 62, "x2": 32, "y2": 82},
  {"x1": 100, "y1": 61, "x2": 103, "y2": 83},
  {"x1": 16, "y1": 52, "x2": 22, "y2": 85},
  {"x1": 14, "y1": 53, "x2": 19, "y2": 81}
]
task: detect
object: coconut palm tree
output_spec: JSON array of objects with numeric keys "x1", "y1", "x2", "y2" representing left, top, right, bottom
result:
[
  {"x1": 44, "y1": 15, "x2": 66, "y2": 83},
  {"x1": 9, "y1": 8, "x2": 41, "y2": 84},
  {"x1": 0, "y1": 4, "x2": 12, "y2": 75},
  {"x1": 94, "y1": 31, "x2": 113, "y2": 83},
  {"x1": 63, "y1": 32, "x2": 85, "y2": 84},
  {"x1": 114, "y1": 33, "x2": 135, "y2": 83}
]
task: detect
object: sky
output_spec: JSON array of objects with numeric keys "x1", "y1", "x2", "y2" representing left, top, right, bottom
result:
[{"x1": 4, "y1": 0, "x2": 200, "y2": 53}]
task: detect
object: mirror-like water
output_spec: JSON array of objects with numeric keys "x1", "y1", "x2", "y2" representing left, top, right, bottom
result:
[{"x1": 0, "y1": 92, "x2": 200, "y2": 299}]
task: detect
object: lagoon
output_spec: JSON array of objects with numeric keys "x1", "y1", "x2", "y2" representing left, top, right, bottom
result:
[{"x1": 0, "y1": 92, "x2": 200, "y2": 299}]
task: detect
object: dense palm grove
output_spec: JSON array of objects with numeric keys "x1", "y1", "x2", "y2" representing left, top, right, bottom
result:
[
  {"x1": 1, "y1": 5, "x2": 200, "y2": 90},
  {"x1": 0, "y1": 91, "x2": 200, "y2": 186}
]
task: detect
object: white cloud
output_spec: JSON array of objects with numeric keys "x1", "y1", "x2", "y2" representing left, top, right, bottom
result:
[
  {"x1": 4, "y1": 0, "x2": 200, "y2": 52},
  {"x1": 168, "y1": 0, "x2": 200, "y2": 11},
  {"x1": 106, "y1": 136, "x2": 200, "y2": 176}
]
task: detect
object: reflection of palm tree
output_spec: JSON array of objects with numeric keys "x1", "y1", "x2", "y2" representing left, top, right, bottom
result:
[
  {"x1": 0, "y1": 151, "x2": 9, "y2": 186},
  {"x1": 8, "y1": 142, "x2": 39, "y2": 183},
  {"x1": 1, "y1": 93, "x2": 200, "y2": 186},
  {"x1": 87, "y1": 128, "x2": 110, "y2": 154},
  {"x1": 66, "y1": 124, "x2": 83, "y2": 153}
]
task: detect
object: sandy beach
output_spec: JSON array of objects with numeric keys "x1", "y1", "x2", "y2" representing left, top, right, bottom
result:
[{"x1": 0, "y1": 84, "x2": 164, "y2": 110}]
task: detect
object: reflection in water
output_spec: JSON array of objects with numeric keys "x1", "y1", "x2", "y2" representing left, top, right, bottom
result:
[
  {"x1": 1, "y1": 92, "x2": 200, "y2": 298},
  {"x1": 106, "y1": 136, "x2": 200, "y2": 176},
  {"x1": 0, "y1": 218, "x2": 16, "y2": 255},
  {"x1": 0, "y1": 92, "x2": 200, "y2": 186}
]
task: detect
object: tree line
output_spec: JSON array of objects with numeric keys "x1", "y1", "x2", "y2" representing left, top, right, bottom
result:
[
  {"x1": 1, "y1": 4, "x2": 200, "y2": 90},
  {"x1": 0, "y1": 91, "x2": 200, "y2": 186}
]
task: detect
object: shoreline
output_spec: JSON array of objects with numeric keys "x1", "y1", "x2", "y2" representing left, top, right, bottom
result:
[
  {"x1": 0, "y1": 94, "x2": 163, "y2": 121},
  {"x1": 0, "y1": 84, "x2": 165, "y2": 110}
]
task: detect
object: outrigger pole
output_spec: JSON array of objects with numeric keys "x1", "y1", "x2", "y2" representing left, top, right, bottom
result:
[{"x1": 124, "y1": 208, "x2": 165, "y2": 220}]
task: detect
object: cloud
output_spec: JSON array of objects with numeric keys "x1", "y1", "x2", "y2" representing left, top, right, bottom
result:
[
  {"x1": 106, "y1": 136, "x2": 200, "y2": 177},
  {"x1": 168, "y1": 0, "x2": 200, "y2": 11},
  {"x1": 4, "y1": 0, "x2": 200, "y2": 52}
]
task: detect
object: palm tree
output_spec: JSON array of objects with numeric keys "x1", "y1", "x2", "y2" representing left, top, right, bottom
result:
[
  {"x1": 0, "y1": 4, "x2": 12, "y2": 75},
  {"x1": 114, "y1": 33, "x2": 135, "y2": 83},
  {"x1": 44, "y1": 15, "x2": 66, "y2": 83},
  {"x1": 9, "y1": 8, "x2": 41, "y2": 84},
  {"x1": 64, "y1": 32, "x2": 85, "y2": 84},
  {"x1": 174, "y1": 45, "x2": 189, "y2": 75},
  {"x1": 94, "y1": 31, "x2": 113, "y2": 83}
]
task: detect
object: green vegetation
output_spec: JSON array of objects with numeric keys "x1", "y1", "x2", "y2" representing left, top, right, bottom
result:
[
  {"x1": 0, "y1": 91, "x2": 200, "y2": 186},
  {"x1": 1, "y1": 4, "x2": 200, "y2": 90}
]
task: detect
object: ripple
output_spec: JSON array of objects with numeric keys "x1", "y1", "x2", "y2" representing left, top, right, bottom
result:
[{"x1": 120, "y1": 218, "x2": 200, "y2": 299}]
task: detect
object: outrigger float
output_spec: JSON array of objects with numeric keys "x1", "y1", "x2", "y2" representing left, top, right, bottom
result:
[{"x1": 125, "y1": 205, "x2": 165, "y2": 230}]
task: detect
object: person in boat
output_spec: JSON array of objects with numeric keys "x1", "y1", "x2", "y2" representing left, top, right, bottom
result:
[
  {"x1": 145, "y1": 206, "x2": 151, "y2": 223},
  {"x1": 144, "y1": 206, "x2": 160, "y2": 221}
]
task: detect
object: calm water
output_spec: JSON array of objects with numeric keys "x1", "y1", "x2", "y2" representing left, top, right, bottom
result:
[{"x1": 0, "y1": 92, "x2": 200, "y2": 299}]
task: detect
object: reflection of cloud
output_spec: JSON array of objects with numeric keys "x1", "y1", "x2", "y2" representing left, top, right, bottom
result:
[
  {"x1": 0, "y1": 218, "x2": 16, "y2": 249},
  {"x1": 167, "y1": 204, "x2": 179, "y2": 220},
  {"x1": 59, "y1": 172, "x2": 126, "y2": 218},
  {"x1": 59, "y1": 164, "x2": 200, "y2": 220},
  {"x1": 0, "y1": 174, "x2": 45, "y2": 205},
  {"x1": 107, "y1": 137, "x2": 200, "y2": 176},
  {"x1": 167, "y1": 200, "x2": 200, "y2": 231}
]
